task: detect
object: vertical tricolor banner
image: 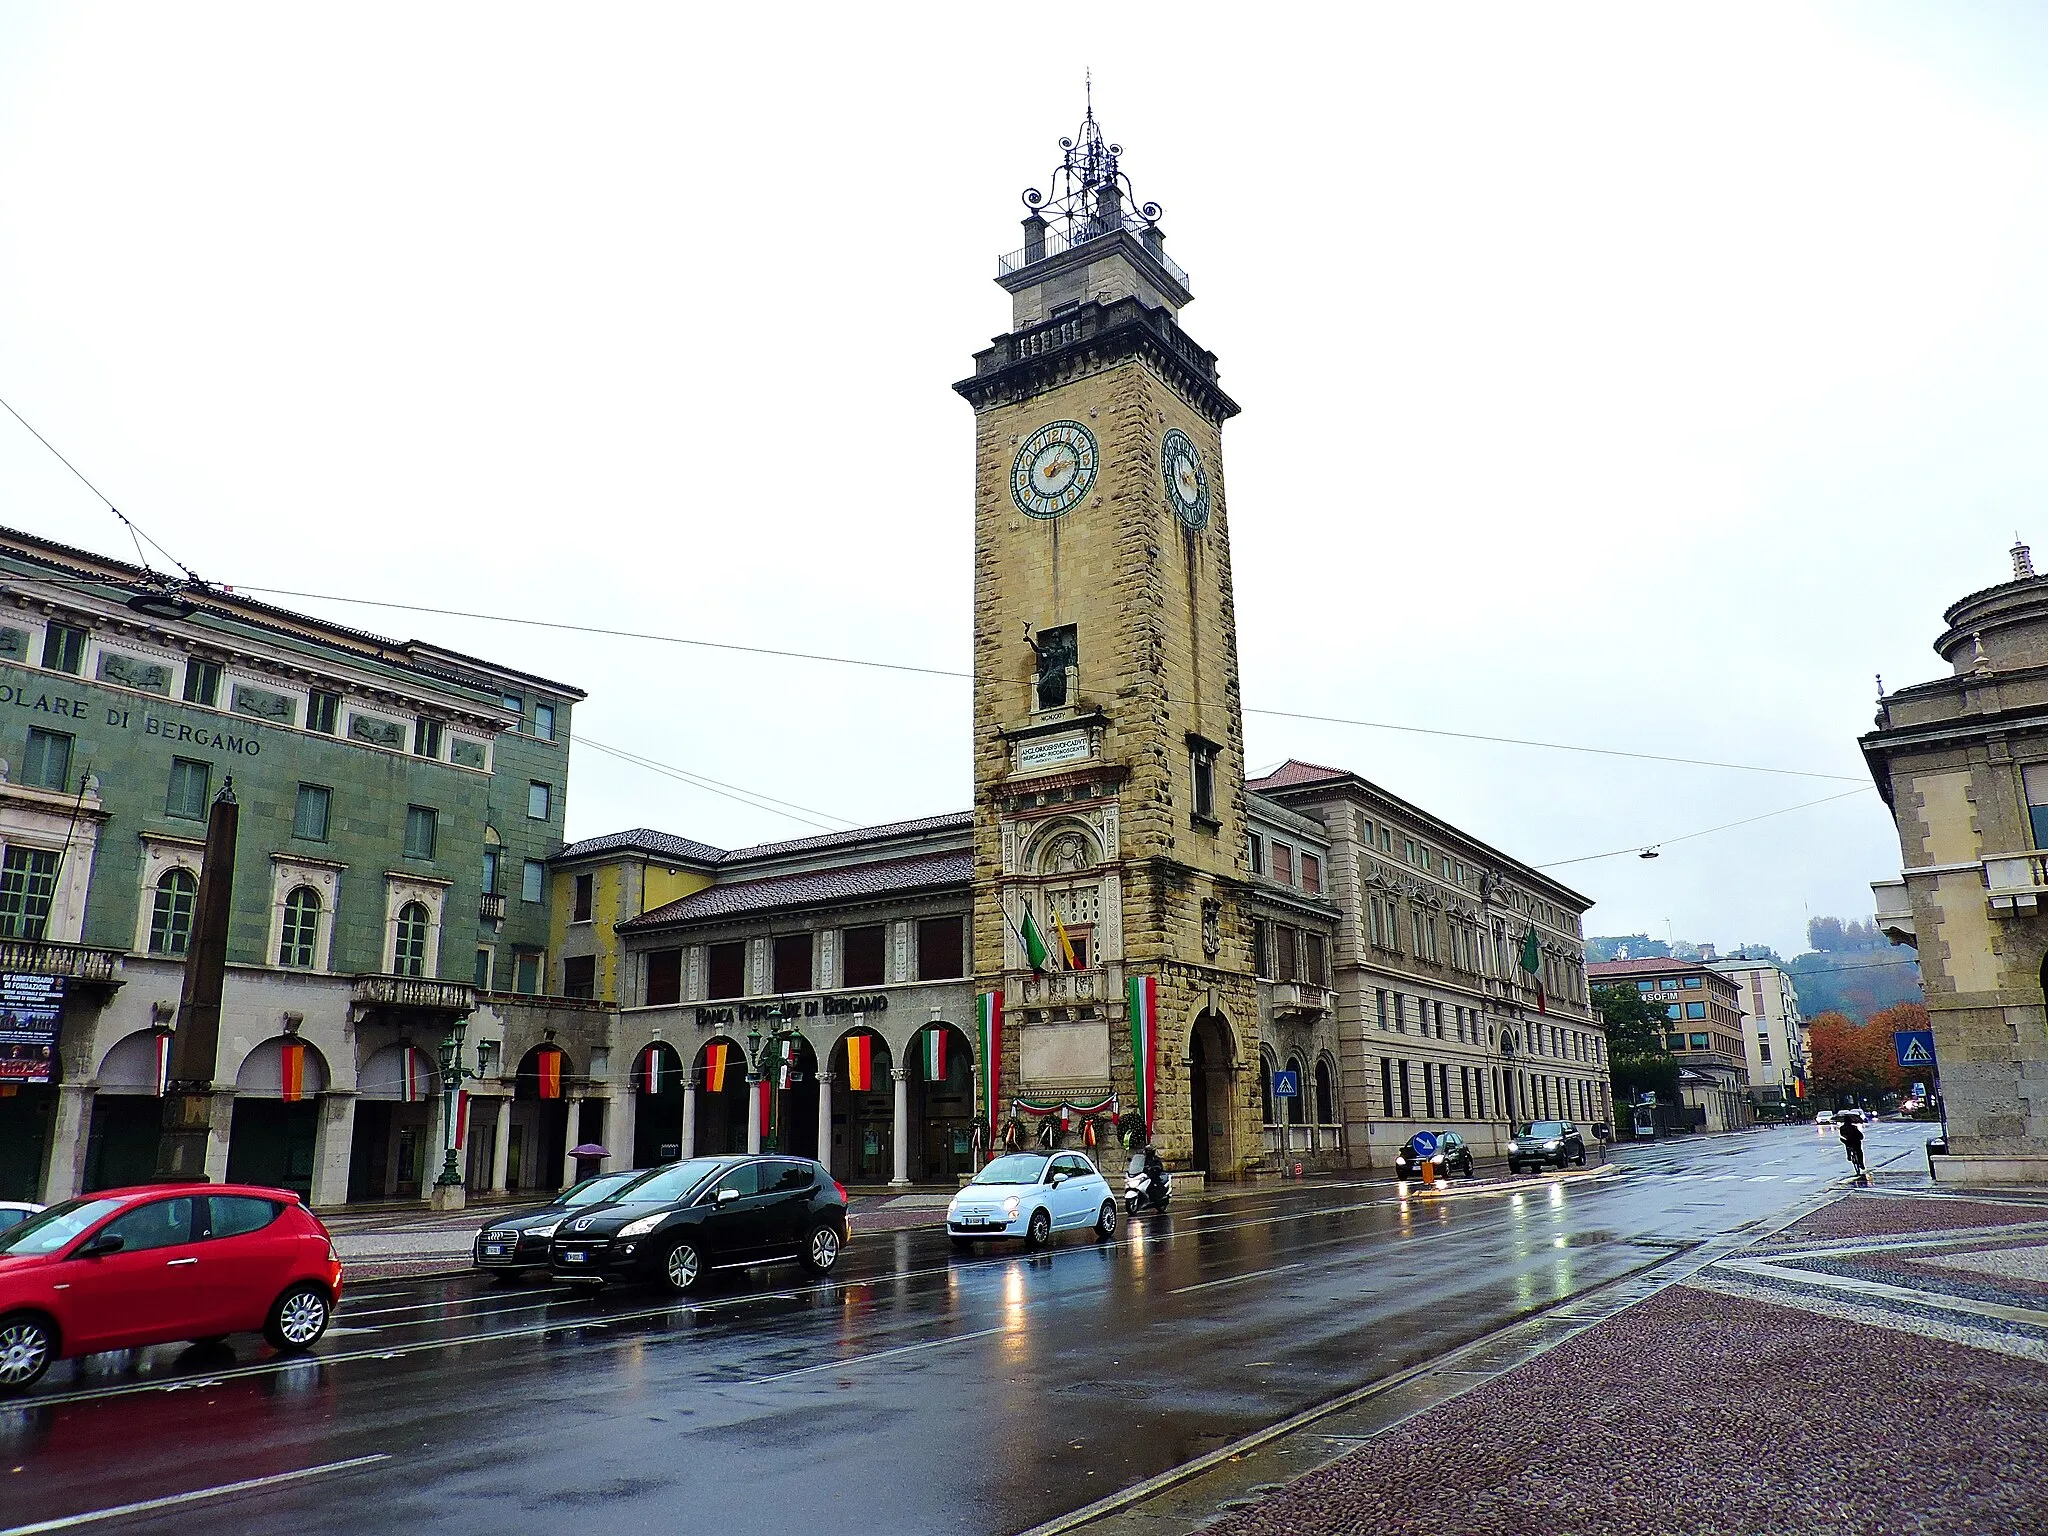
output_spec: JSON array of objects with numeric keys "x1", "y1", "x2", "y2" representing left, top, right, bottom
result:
[
  {"x1": 401, "y1": 1046, "x2": 432, "y2": 1104},
  {"x1": 153, "y1": 1032, "x2": 172, "y2": 1097},
  {"x1": 454, "y1": 1090, "x2": 470, "y2": 1151},
  {"x1": 845, "y1": 1033, "x2": 873, "y2": 1092},
  {"x1": 639, "y1": 1047, "x2": 661, "y2": 1095},
  {"x1": 537, "y1": 1047, "x2": 563, "y2": 1101},
  {"x1": 1127, "y1": 974, "x2": 1158, "y2": 1135},
  {"x1": 922, "y1": 1026, "x2": 947, "y2": 1083},
  {"x1": 756, "y1": 1077, "x2": 772, "y2": 1136},
  {"x1": 704, "y1": 1041, "x2": 730, "y2": 1094},
  {"x1": 976, "y1": 991, "x2": 1002, "y2": 1133},
  {"x1": 280, "y1": 1042, "x2": 307, "y2": 1103},
  {"x1": 778, "y1": 1038, "x2": 794, "y2": 1091}
]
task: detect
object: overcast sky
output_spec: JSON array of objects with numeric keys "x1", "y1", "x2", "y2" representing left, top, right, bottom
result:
[{"x1": 4, "y1": 3, "x2": 2045, "y2": 957}]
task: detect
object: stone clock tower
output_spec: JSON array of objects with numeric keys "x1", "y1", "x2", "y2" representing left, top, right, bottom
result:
[{"x1": 954, "y1": 104, "x2": 1261, "y2": 1178}]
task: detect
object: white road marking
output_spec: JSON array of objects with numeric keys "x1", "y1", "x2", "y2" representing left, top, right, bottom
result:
[
  {"x1": 1171, "y1": 1263, "x2": 1305, "y2": 1296},
  {"x1": 745, "y1": 1325, "x2": 1009, "y2": 1385},
  {"x1": 1746, "y1": 1176, "x2": 1779, "y2": 1182},
  {"x1": 0, "y1": 1454, "x2": 391, "y2": 1534}
]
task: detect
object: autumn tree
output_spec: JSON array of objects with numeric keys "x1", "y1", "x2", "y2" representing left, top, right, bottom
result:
[
  {"x1": 1593, "y1": 984, "x2": 1680, "y2": 1105},
  {"x1": 1806, "y1": 1010, "x2": 1909, "y2": 1104}
]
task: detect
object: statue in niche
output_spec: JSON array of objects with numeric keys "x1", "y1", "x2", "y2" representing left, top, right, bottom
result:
[{"x1": 1201, "y1": 898, "x2": 1221, "y2": 959}]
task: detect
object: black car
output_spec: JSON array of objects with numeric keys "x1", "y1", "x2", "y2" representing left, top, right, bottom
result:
[
  {"x1": 472, "y1": 1168, "x2": 655, "y2": 1276},
  {"x1": 549, "y1": 1154, "x2": 849, "y2": 1294},
  {"x1": 1394, "y1": 1131, "x2": 1475, "y2": 1180},
  {"x1": 1507, "y1": 1119, "x2": 1587, "y2": 1174}
]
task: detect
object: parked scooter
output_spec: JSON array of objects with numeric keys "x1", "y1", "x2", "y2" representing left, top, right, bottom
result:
[{"x1": 1125, "y1": 1149, "x2": 1172, "y2": 1216}]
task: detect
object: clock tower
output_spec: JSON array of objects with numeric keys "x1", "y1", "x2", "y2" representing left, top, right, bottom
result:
[{"x1": 955, "y1": 104, "x2": 1260, "y2": 1179}]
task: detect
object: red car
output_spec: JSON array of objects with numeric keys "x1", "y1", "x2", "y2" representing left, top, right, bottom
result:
[{"x1": 0, "y1": 1183, "x2": 343, "y2": 1392}]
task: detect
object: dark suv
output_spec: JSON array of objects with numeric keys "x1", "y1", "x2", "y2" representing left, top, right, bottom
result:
[
  {"x1": 1507, "y1": 1119, "x2": 1587, "y2": 1174},
  {"x1": 549, "y1": 1155, "x2": 849, "y2": 1294},
  {"x1": 473, "y1": 1168, "x2": 653, "y2": 1276},
  {"x1": 1394, "y1": 1131, "x2": 1476, "y2": 1180}
]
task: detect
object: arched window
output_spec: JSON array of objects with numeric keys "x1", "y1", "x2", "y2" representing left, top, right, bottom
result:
[
  {"x1": 148, "y1": 869, "x2": 198, "y2": 956},
  {"x1": 1315, "y1": 1057, "x2": 1336, "y2": 1124},
  {"x1": 279, "y1": 886, "x2": 320, "y2": 968},
  {"x1": 395, "y1": 901, "x2": 430, "y2": 977},
  {"x1": 1286, "y1": 1055, "x2": 1307, "y2": 1125}
]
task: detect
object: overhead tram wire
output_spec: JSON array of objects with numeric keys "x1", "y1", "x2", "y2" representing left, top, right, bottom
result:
[
  {"x1": 1533, "y1": 787, "x2": 1872, "y2": 870},
  {"x1": 575, "y1": 736, "x2": 858, "y2": 833},
  {"x1": 0, "y1": 394, "x2": 201, "y2": 581}
]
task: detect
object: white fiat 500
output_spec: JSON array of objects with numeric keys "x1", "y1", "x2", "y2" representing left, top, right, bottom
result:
[{"x1": 947, "y1": 1151, "x2": 1118, "y2": 1249}]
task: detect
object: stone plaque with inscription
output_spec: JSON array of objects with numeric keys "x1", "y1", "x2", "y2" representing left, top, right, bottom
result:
[
  {"x1": 1018, "y1": 732, "x2": 1090, "y2": 773},
  {"x1": 1019, "y1": 1019, "x2": 1112, "y2": 1089}
]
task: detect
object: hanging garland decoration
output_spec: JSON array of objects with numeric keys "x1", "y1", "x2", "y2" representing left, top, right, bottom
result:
[{"x1": 1010, "y1": 1094, "x2": 1119, "y2": 1120}]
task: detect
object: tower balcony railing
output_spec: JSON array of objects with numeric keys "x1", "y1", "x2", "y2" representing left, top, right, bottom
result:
[
  {"x1": 0, "y1": 937, "x2": 122, "y2": 986},
  {"x1": 1267, "y1": 981, "x2": 1333, "y2": 1021},
  {"x1": 1871, "y1": 878, "x2": 1915, "y2": 943},
  {"x1": 1982, "y1": 852, "x2": 2048, "y2": 915},
  {"x1": 997, "y1": 217, "x2": 1189, "y2": 288},
  {"x1": 1015, "y1": 968, "x2": 1101, "y2": 1008},
  {"x1": 352, "y1": 974, "x2": 478, "y2": 1017}
]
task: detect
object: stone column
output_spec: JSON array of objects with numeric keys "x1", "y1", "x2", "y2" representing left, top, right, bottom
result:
[
  {"x1": 681, "y1": 1083, "x2": 698, "y2": 1158},
  {"x1": 40, "y1": 1083, "x2": 94, "y2": 1204},
  {"x1": 309, "y1": 1091, "x2": 356, "y2": 1210},
  {"x1": 491, "y1": 1096, "x2": 514, "y2": 1193},
  {"x1": 205, "y1": 1089, "x2": 235, "y2": 1184},
  {"x1": 890, "y1": 1067, "x2": 911, "y2": 1188},
  {"x1": 815, "y1": 1072, "x2": 834, "y2": 1177},
  {"x1": 609, "y1": 1092, "x2": 633, "y2": 1172},
  {"x1": 746, "y1": 1073, "x2": 762, "y2": 1154},
  {"x1": 560, "y1": 1093, "x2": 582, "y2": 1189}
]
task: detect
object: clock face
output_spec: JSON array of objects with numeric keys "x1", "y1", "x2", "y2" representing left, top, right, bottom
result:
[
  {"x1": 1161, "y1": 429, "x2": 1210, "y2": 530},
  {"x1": 1011, "y1": 421, "x2": 1098, "y2": 520}
]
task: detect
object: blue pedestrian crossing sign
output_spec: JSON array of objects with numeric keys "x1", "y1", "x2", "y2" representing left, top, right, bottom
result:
[
  {"x1": 1271, "y1": 1069, "x2": 1300, "y2": 1098},
  {"x1": 1894, "y1": 1029, "x2": 1938, "y2": 1069}
]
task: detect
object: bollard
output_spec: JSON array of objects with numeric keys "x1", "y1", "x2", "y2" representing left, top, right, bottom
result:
[{"x1": 1421, "y1": 1158, "x2": 1436, "y2": 1187}]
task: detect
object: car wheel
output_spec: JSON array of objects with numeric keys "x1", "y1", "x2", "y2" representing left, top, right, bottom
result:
[
  {"x1": 662, "y1": 1239, "x2": 704, "y2": 1294},
  {"x1": 1574, "y1": 1146, "x2": 1586, "y2": 1167},
  {"x1": 263, "y1": 1284, "x2": 331, "y2": 1353},
  {"x1": 1462, "y1": 1155, "x2": 1475, "y2": 1178},
  {"x1": 1095, "y1": 1201, "x2": 1117, "y2": 1241},
  {"x1": 801, "y1": 1222, "x2": 842, "y2": 1275},
  {"x1": 1025, "y1": 1208, "x2": 1052, "y2": 1249},
  {"x1": 0, "y1": 1312, "x2": 54, "y2": 1393}
]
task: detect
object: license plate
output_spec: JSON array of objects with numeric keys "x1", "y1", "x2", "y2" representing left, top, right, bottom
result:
[
  {"x1": 484, "y1": 1244, "x2": 505, "y2": 1257},
  {"x1": 563, "y1": 1251, "x2": 585, "y2": 1263}
]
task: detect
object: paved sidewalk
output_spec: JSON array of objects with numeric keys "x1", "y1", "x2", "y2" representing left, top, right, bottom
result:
[{"x1": 1180, "y1": 1185, "x2": 2048, "y2": 1536}]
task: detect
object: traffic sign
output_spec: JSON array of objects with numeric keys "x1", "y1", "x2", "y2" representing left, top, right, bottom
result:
[
  {"x1": 1410, "y1": 1130, "x2": 1439, "y2": 1156},
  {"x1": 1271, "y1": 1069, "x2": 1300, "y2": 1098},
  {"x1": 1895, "y1": 1029, "x2": 1938, "y2": 1069}
]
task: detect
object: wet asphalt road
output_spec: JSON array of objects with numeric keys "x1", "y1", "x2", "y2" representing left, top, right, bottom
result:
[{"x1": 0, "y1": 1123, "x2": 1912, "y2": 1536}]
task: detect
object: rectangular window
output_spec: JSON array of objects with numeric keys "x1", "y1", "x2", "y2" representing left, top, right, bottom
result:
[
  {"x1": 1399, "y1": 1061, "x2": 1413, "y2": 1118},
  {"x1": 1300, "y1": 853, "x2": 1321, "y2": 895},
  {"x1": 1033, "y1": 624, "x2": 1077, "y2": 710},
  {"x1": 482, "y1": 849, "x2": 500, "y2": 896},
  {"x1": 646, "y1": 949, "x2": 682, "y2": 1006},
  {"x1": 1394, "y1": 992, "x2": 1406, "y2": 1032},
  {"x1": 1189, "y1": 738, "x2": 1217, "y2": 823},
  {"x1": 474, "y1": 947, "x2": 492, "y2": 990},
  {"x1": 1666, "y1": 1003, "x2": 1682, "y2": 1021},
  {"x1": 1252, "y1": 921, "x2": 1268, "y2": 978},
  {"x1": 0, "y1": 846, "x2": 60, "y2": 939},
  {"x1": 1758, "y1": 1039, "x2": 1773, "y2": 1064},
  {"x1": 562, "y1": 954, "x2": 596, "y2": 1000},
  {"x1": 513, "y1": 951, "x2": 541, "y2": 995},
  {"x1": 572, "y1": 873, "x2": 594, "y2": 923},
  {"x1": 404, "y1": 805, "x2": 437, "y2": 860},
  {"x1": 1305, "y1": 932, "x2": 1327, "y2": 986},
  {"x1": 1249, "y1": 835, "x2": 1264, "y2": 874},
  {"x1": 533, "y1": 702, "x2": 556, "y2": 742},
  {"x1": 307, "y1": 690, "x2": 341, "y2": 735},
  {"x1": 1403, "y1": 838, "x2": 1417, "y2": 864},
  {"x1": 772, "y1": 933, "x2": 813, "y2": 993},
  {"x1": 917, "y1": 915, "x2": 965, "y2": 980},
  {"x1": 21, "y1": 728, "x2": 71, "y2": 792},
  {"x1": 1424, "y1": 1063, "x2": 1437, "y2": 1118},
  {"x1": 414, "y1": 718, "x2": 443, "y2": 758},
  {"x1": 1381, "y1": 1058, "x2": 1395, "y2": 1117},
  {"x1": 1636, "y1": 979, "x2": 1653, "y2": 992},
  {"x1": 1689, "y1": 1032, "x2": 1711, "y2": 1050},
  {"x1": 182, "y1": 658, "x2": 221, "y2": 707},
  {"x1": 527, "y1": 781, "x2": 552, "y2": 821},
  {"x1": 1659, "y1": 978, "x2": 1680, "y2": 991},
  {"x1": 521, "y1": 859, "x2": 545, "y2": 903},
  {"x1": 1379, "y1": 826, "x2": 1393, "y2": 852},
  {"x1": 165, "y1": 758, "x2": 209, "y2": 820},
  {"x1": 707, "y1": 941, "x2": 746, "y2": 999},
  {"x1": 1461, "y1": 1066, "x2": 1472, "y2": 1119},
  {"x1": 1685, "y1": 1001, "x2": 1707, "y2": 1020},
  {"x1": 41, "y1": 623, "x2": 86, "y2": 675},
  {"x1": 292, "y1": 784, "x2": 331, "y2": 841},
  {"x1": 1377, "y1": 988, "x2": 1389, "y2": 1029},
  {"x1": 1272, "y1": 843, "x2": 1293, "y2": 885},
  {"x1": 1274, "y1": 924, "x2": 1298, "y2": 982},
  {"x1": 842, "y1": 924, "x2": 886, "y2": 987},
  {"x1": 1682, "y1": 976, "x2": 1703, "y2": 989}
]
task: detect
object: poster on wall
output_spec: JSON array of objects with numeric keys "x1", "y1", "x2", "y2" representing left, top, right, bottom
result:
[{"x1": 0, "y1": 972, "x2": 63, "y2": 1086}]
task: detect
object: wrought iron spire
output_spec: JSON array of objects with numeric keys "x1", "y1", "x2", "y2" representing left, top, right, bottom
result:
[{"x1": 1021, "y1": 82, "x2": 1162, "y2": 248}]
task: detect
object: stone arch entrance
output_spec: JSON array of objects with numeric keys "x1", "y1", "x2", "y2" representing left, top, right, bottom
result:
[
  {"x1": 909, "y1": 1022, "x2": 976, "y2": 1181},
  {"x1": 692, "y1": 1037, "x2": 748, "y2": 1155},
  {"x1": 228, "y1": 1037, "x2": 331, "y2": 1199},
  {"x1": 631, "y1": 1042, "x2": 687, "y2": 1166},
  {"x1": 1187, "y1": 1009, "x2": 1238, "y2": 1176}
]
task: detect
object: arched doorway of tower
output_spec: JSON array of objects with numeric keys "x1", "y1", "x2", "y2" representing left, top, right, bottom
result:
[
  {"x1": 761, "y1": 1034, "x2": 819, "y2": 1159},
  {"x1": 631, "y1": 1041, "x2": 687, "y2": 1167},
  {"x1": 1187, "y1": 1010, "x2": 1238, "y2": 1176},
  {"x1": 228, "y1": 1037, "x2": 330, "y2": 1199},
  {"x1": 512, "y1": 1044, "x2": 573, "y2": 1191},
  {"x1": 910, "y1": 1022, "x2": 975, "y2": 1181},
  {"x1": 829, "y1": 1028, "x2": 893, "y2": 1183},
  {"x1": 692, "y1": 1038, "x2": 748, "y2": 1155},
  {"x1": 350, "y1": 1042, "x2": 437, "y2": 1200},
  {"x1": 84, "y1": 1030, "x2": 171, "y2": 1191}
]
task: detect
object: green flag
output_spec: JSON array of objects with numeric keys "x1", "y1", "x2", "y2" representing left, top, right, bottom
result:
[
  {"x1": 1519, "y1": 925, "x2": 1540, "y2": 974},
  {"x1": 1021, "y1": 908, "x2": 1051, "y2": 972}
]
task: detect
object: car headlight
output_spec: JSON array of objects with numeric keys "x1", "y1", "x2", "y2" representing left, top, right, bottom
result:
[
  {"x1": 1003, "y1": 1196, "x2": 1021, "y2": 1217},
  {"x1": 617, "y1": 1213, "x2": 665, "y2": 1238},
  {"x1": 529, "y1": 1220, "x2": 561, "y2": 1239},
  {"x1": 1543, "y1": 1140, "x2": 1561, "y2": 1150}
]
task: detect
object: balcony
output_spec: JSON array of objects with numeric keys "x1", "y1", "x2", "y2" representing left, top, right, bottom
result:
[
  {"x1": 351, "y1": 974, "x2": 477, "y2": 1018},
  {"x1": 479, "y1": 893, "x2": 505, "y2": 925},
  {"x1": 0, "y1": 939, "x2": 122, "y2": 990},
  {"x1": 1267, "y1": 981, "x2": 1333, "y2": 1021},
  {"x1": 1981, "y1": 853, "x2": 2048, "y2": 915},
  {"x1": 1016, "y1": 969, "x2": 1101, "y2": 1008},
  {"x1": 1871, "y1": 879, "x2": 1915, "y2": 945}
]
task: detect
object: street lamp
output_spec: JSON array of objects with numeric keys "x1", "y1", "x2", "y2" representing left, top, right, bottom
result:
[{"x1": 433, "y1": 1019, "x2": 494, "y2": 1205}]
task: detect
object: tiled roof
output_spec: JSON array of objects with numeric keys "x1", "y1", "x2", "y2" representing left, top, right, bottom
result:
[
  {"x1": 1245, "y1": 759, "x2": 1354, "y2": 791},
  {"x1": 552, "y1": 828, "x2": 727, "y2": 866},
  {"x1": 622, "y1": 850, "x2": 972, "y2": 927},
  {"x1": 721, "y1": 811, "x2": 972, "y2": 863}
]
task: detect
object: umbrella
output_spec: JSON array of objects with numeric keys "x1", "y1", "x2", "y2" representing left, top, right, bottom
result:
[{"x1": 569, "y1": 1143, "x2": 609, "y2": 1159}]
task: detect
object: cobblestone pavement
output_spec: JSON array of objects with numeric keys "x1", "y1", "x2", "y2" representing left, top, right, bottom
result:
[{"x1": 1199, "y1": 1190, "x2": 2048, "y2": 1536}]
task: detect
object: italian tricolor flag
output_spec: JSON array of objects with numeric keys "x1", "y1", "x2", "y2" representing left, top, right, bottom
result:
[
  {"x1": 1127, "y1": 975, "x2": 1158, "y2": 1134},
  {"x1": 280, "y1": 1042, "x2": 308, "y2": 1103},
  {"x1": 977, "y1": 991, "x2": 1002, "y2": 1131},
  {"x1": 638, "y1": 1046, "x2": 663, "y2": 1095},
  {"x1": 537, "y1": 1046, "x2": 564, "y2": 1100},
  {"x1": 153, "y1": 1031, "x2": 172, "y2": 1097},
  {"x1": 400, "y1": 1046, "x2": 432, "y2": 1103},
  {"x1": 704, "y1": 1041, "x2": 731, "y2": 1093},
  {"x1": 845, "y1": 1033, "x2": 874, "y2": 1092},
  {"x1": 921, "y1": 1026, "x2": 948, "y2": 1083}
]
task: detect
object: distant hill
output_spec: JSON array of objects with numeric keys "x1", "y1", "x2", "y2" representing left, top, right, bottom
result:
[{"x1": 1586, "y1": 916, "x2": 1921, "y2": 1023}]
